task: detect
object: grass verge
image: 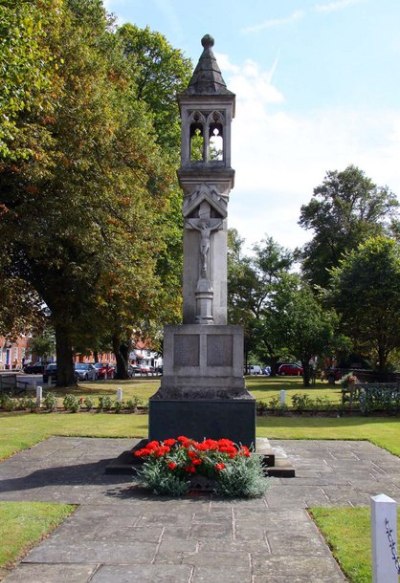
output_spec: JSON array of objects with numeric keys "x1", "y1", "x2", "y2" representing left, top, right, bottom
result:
[
  {"x1": 310, "y1": 506, "x2": 400, "y2": 583},
  {"x1": 0, "y1": 501, "x2": 75, "y2": 571}
]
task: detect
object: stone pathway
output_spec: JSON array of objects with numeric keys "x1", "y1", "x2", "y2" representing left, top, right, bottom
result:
[{"x1": 0, "y1": 437, "x2": 400, "y2": 582}]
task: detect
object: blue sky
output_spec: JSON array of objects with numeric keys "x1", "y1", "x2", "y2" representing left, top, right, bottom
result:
[{"x1": 104, "y1": 0, "x2": 400, "y2": 251}]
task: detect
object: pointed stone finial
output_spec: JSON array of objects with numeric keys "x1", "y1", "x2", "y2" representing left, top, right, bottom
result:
[
  {"x1": 201, "y1": 34, "x2": 214, "y2": 49},
  {"x1": 184, "y1": 34, "x2": 233, "y2": 95}
]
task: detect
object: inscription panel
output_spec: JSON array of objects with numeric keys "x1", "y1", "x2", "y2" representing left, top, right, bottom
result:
[
  {"x1": 174, "y1": 334, "x2": 200, "y2": 367},
  {"x1": 207, "y1": 334, "x2": 233, "y2": 367}
]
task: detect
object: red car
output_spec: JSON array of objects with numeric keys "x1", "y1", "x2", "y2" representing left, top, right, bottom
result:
[
  {"x1": 277, "y1": 363, "x2": 303, "y2": 376},
  {"x1": 93, "y1": 363, "x2": 115, "y2": 379}
]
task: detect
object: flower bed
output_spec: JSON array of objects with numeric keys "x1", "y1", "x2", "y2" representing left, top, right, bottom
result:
[{"x1": 134, "y1": 436, "x2": 268, "y2": 498}]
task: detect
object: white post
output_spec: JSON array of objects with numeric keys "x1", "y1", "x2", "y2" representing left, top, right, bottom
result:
[
  {"x1": 116, "y1": 388, "x2": 123, "y2": 402},
  {"x1": 280, "y1": 389, "x2": 286, "y2": 406},
  {"x1": 371, "y1": 493, "x2": 398, "y2": 583},
  {"x1": 36, "y1": 385, "x2": 42, "y2": 408}
]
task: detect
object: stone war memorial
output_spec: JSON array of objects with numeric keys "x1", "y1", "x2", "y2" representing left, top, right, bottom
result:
[
  {"x1": 108, "y1": 35, "x2": 294, "y2": 476},
  {"x1": 148, "y1": 34, "x2": 256, "y2": 447}
]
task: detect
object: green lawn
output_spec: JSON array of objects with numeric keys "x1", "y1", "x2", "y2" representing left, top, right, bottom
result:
[
  {"x1": 1, "y1": 387, "x2": 400, "y2": 582},
  {"x1": 310, "y1": 507, "x2": 400, "y2": 583},
  {"x1": 0, "y1": 501, "x2": 75, "y2": 571}
]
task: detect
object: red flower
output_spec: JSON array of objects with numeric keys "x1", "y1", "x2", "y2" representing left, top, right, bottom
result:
[
  {"x1": 185, "y1": 464, "x2": 196, "y2": 473},
  {"x1": 192, "y1": 458, "x2": 202, "y2": 466},
  {"x1": 146, "y1": 440, "x2": 160, "y2": 451},
  {"x1": 167, "y1": 461, "x2": 177, "y2": 470},
  {"x1": 177, "y1": 436, "x2": 192, "y2": 447},
  {"x1": 163, "y1": 438, "x2": 177, "y2": 446},
  {"x1": 215, "y1": 462, "x2": 226, "y2": 471},
  {"x1": 240, "y1": 446, "x2": 251, "y2": 457}
]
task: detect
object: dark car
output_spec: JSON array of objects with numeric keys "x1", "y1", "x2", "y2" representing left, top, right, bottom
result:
[
  {"x1": 43, "y1": 363, "x2": 57, "y2": 383},
  {"x1": 277, "y1": 363, "x2": 303, "y2": 376},
  {"x1": 23, "y1": 362, "x2": 45, "y2": 374}
]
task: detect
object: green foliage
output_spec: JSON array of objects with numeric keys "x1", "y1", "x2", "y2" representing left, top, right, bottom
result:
[
  {"x1": 126, "y1": 396, "x2": 142, "y2": 411},
  {"x1": 215, "y1": 454, "x2": 268, "y2": 499},
  {"x1": 0, "y1": 394, "x2": 15, "y2": 412},
  {"x1": 0, "y1": 2, "x2": 190, "y2": 386},
  {"x1": 43, "y1": 391, "x2": 57, "y2": 411},
  {"x1": 62, "y1": 394, "x2": 80, "y2": 413},
  {"x1": 299, "y1": 165, "x2": 398, "y2": 288},
  {"x1": 83, "y1": 396, "x2": 94, "y2": 411},
  {"x1": 29, "y1": 331, "x2": 55, "y2": 362},
  {"x1": 114, "y1": 400, "x2": 123, "y2": 413},
  {"x1": 137, "y1": 460, "x2": 190, "y2": 496},
  {"x1": 98, "y1": 395, "x2": 113, "y2": 411},
  {"x1": 330, "y1": 236, "x2": 400, "y2": 372},
  {"x1": 359, "y1": 385, "x2": 400, "y2": 414}
]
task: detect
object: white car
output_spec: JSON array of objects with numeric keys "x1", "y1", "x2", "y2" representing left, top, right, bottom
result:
[{"x1": 74, "y1": 363, "x2": 97, "y2": 381}]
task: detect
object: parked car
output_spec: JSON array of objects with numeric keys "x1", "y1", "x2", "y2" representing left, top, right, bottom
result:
[
  {"x1": 43, "y1": 363, "x2": 58, "y2": 383},
  {"x1": 23, "y1": 362, "x2": 45, "y2": 374},
  {"x1": 246, "y1": 365, "x2": 262, "y2": 375},
  {"x1": 74, "y1": 363, "x2": 97, "y2": 381},
  {"x1": 277, "y1": 363, "x2": 303, "y2": 376},
  {"x1": 93, "y1": 363, "x2": 115, "y2": 379},
  {"x1": 263, "y1": 366, "x2": 271, "y2": 376}
]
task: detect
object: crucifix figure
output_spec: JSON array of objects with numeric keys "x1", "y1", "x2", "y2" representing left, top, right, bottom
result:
[{"x1": 186, "y1": 201, "x2": 223, "y2": 280}]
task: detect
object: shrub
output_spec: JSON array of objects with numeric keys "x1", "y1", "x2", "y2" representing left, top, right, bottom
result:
[
  {"x1": 63, "y1": 394, "x2": 80, "y2": 413},
  {"x1": 291, "y1": 393, "x2": 313, "y2": 411},
  {"x1": 43, "y1": 392, "x2": 57, "y2": 411},
  {"x1": 83, "y1": 396, "x2": 94, "y2": 411},
  {"x1": 114, "y1": 400, "x2": 123, "y2": 413},
  {"x1": 98, "y1": 395, "x2": 113, "y2": 411},
  {"x1": 1, "y1": 394, "x2": 15, "y2": 412},
  {"x1": 126, "y1": 396, "x2": 142, "y2": 412}
]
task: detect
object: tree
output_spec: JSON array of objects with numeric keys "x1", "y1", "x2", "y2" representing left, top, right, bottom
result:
[
  {"x1": 228, "y1": 232, "x2": 295, "y2": 373},
  {"x1": 271, "y1": 275, "x2": 338, "y2": 386},
  {"x1": 29, "y1": 330, "x2": 55, "y2": 364},
  {"x1": 299, "y1": 165, "x2": 398, "y2": 288},
  {"x1": 330, "y1": 236, "x2": 400, "y2": 375},
  {"x1": 0, "y1": 1, "x2": 181, "y2": 385}
]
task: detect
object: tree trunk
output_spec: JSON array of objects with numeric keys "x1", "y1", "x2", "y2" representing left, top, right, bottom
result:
[
  {"x1": 93, "y1": 350, "x2": 99, "y2": 363},
  {"x1": 112, "y1": 335, "x2": 129, "y2": 380},
  {"x1": 55, "y1": 323, "x2": 76, "y2": 387},
  {"x1": 302, "y1": 358, "x2": 311, "y2": 387},
  {"x1": 270, "y1": 356, "x2": 279, "y2": 377}
]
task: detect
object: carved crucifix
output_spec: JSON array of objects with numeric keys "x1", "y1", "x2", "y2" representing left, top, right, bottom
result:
[{"x1": 185, "y1": 201, "x2": 223, "y2": 280}]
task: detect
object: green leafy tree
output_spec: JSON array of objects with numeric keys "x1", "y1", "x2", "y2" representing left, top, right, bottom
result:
[
  {"x1": 299, "y1": 165, "x2": 398, "y2": 288},
  {"x1": 228, "y1": 232, "x2": 295, "y2": 373},
  {"x1": 29, "y1": 330, "x2": 55, "y2": 364},
  {"x1": 330, "y1": 236, "x2": 400, "y2": 374},
  {"x1": 271, "y1": 275, "x2": 338, "y2": 386},
  {"x1": 0, "y1": 1, "x2": 181, "y2": 385}
]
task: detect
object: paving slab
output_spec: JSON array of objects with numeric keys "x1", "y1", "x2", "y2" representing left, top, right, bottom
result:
[{"x1": 1, "y1": 436, "x2": 400, "y2": 581}]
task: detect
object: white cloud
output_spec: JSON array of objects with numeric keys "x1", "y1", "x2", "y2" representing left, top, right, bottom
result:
[
  {"x1": 314, "y1": 0, "x2": 364, "y2": 13},
  {"x1": 221, "y1": 56, "x2": 400, "y2": 251},
  {"x1": 241, "y1": 10, "x2": 304, "y2": 34}
]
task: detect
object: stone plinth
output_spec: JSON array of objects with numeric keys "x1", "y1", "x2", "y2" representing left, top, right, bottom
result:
[
  {"x1": 154, "y1": 324, "x2": 249, "y2": 398},
  {"x1": 149, "y1": 324, "x2": 256, "y2": 446}
]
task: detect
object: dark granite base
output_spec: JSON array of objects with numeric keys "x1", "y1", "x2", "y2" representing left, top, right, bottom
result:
[{"x1": 148, "y1": 398, "x2": 256, "y2": 447}]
